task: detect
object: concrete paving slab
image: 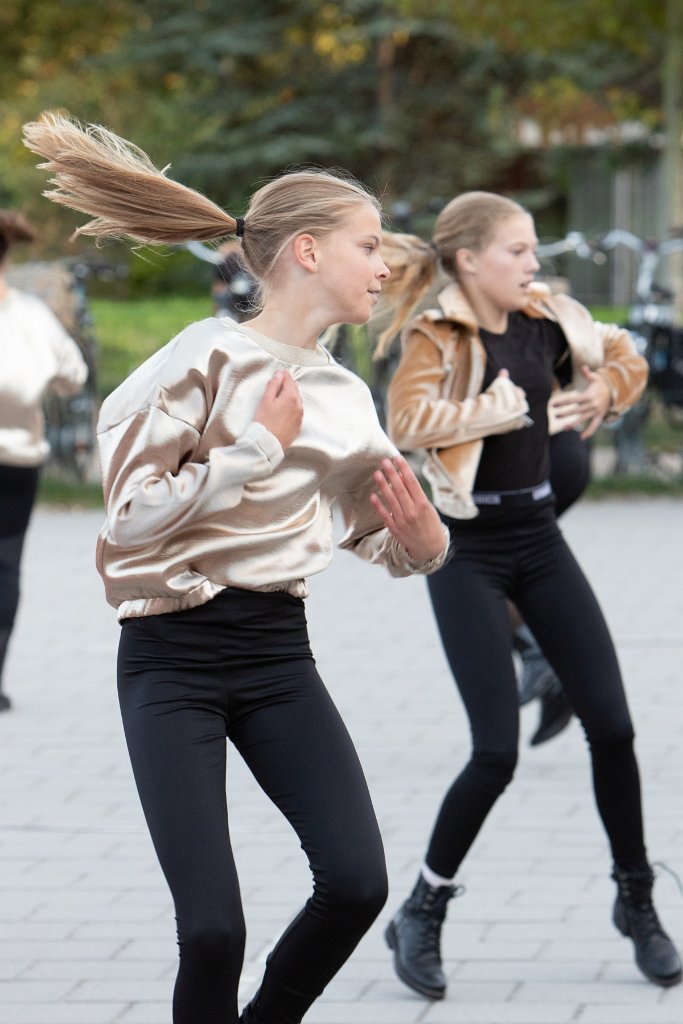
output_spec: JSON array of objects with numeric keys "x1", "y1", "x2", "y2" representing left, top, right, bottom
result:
[{"x1": 0, "y1": 499, "x2": 681, "y2": 1022}]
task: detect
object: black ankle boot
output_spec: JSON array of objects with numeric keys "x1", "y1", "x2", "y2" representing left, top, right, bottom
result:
[
  {"x1": 514, "y1": 625, "x2": 555, "y2": 706},
  {"x1": 529, "y1": 676, "x2": 573, "y2": 746},
  {"x1": 385, "y1": 874, "x2": 460, "y2": 999},
  {"x1": 612, "y1": 866, "x2": 682, "y2": 986}
]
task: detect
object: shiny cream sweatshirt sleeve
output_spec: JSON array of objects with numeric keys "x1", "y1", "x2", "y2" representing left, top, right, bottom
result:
[{"x1": 98, "y1": 409, "x2": 284, "y2": 549}]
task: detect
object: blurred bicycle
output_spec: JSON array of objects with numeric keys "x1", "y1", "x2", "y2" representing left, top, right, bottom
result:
[
  {"x1": 537, "y1": 229, "x2": 683, "y2": 472},
  {"x1": 596, "y1": 231, "x2": 683, "y2": 424}
]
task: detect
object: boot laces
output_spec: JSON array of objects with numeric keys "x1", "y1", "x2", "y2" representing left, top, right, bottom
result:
[
  {"x1": 633, "y1": 900, "x2": 664, "y2": 940},
  {"x1": 422, "y1": 914, "x2": 444, "y2": 955},
  {"x1": 410, "y1": 883, "x2": 464, "y2": 956},
  {"x1": 618, "y1": 869, "x2": 671, "y2": 939},
  {"x1": 418, "y1": 882, "x2": 464, "y2": 914}
]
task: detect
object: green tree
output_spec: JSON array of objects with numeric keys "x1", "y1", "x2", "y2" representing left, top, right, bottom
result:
[
  {"x1": 0, "y1": 0, "x2": 141, "y2": 246},
  {"x1": 2, "y1": 0, "x2": 676, "y2": 269},
  {"x1": 445, "y1": 0, "x2": 681, "y2": 306},
  {"x1": 105, "y1": 0, "x2": 542, "y2": 214}
]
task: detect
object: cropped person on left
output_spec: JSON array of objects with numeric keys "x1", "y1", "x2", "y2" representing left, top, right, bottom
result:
[
  {"x1": 24, "y1": 112, "x2": 449, "y2": 1024},
  {"x1": 0, "y1": 210, "x2": 88, "y2": 711}
]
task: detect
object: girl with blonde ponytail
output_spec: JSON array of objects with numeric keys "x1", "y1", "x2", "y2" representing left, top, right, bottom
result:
[
  {"x1": 378, "y1": 191, "x2": 681, "y2": 1000},
  {"x1": 23, "y1": 113, "x2": 449, "y2": 1024}
]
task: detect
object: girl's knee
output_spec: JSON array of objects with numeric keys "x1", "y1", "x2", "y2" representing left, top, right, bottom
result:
[
  {"x1": 471, "y1": 749, "x2": 518, "y2": 793},
  {"x1": 357, "y1": 863, "x2": 389, "y2": 919},
  {"x1": 341, "y1": 858, "x2": 388, "y2": 917},
  {"x1": 588, "y1": 728, "x2": 636, "y2": 755},
  {"x1": 315, "y1": 855, "x2": 388, "y2": 923},
  {"x1": 179, "y1": 914, "x2": 246, "y2": 968},
  {"x1": 346, "y1": 873, "x2": 388, "y2": 925}
]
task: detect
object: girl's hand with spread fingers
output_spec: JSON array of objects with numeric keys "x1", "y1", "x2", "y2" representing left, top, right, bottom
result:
[
  {"x1": 370, "y1": 455, "x2": 447, "y2": 564},
  {"x1": 551, "y1": 365, "x2": 612, "y2": 439}
]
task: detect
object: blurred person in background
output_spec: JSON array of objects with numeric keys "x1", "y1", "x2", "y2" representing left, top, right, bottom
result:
[
  {"x1": 374, "y1": 190, "x2": 680, "y2": 998},
  {"x1": 0, "y1": 210, "x2": 88, "y2": 711},
  {"x1": 211, "y1": 240, "x2": 258, "y2": 319},
  {"x1": 184, "y1": 239, "x2": 257, "y2": 321}
]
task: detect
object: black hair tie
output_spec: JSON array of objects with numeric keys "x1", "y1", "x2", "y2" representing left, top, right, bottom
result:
[{"x1": 234, "y1": 217, "x2": 245, "y2": 238}]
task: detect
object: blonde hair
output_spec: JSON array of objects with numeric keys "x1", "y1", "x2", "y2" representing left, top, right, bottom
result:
[
  {"x1": 375, "y1": 191, "x2": 527, "y2": 356},
  {"x1": 22, "y1": 112, "x2": 380, "y2": 291},
  {"x1": 0, "y1": 210, "x2": 37, "y2": 261}
]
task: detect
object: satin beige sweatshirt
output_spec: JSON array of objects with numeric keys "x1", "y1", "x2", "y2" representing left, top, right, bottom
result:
[{"x1": 96, "y1": 317, "x2": 449, "y2": 619}]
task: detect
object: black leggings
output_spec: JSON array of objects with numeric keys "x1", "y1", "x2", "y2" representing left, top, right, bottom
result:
[
  {"x1": 0, "y1": 464, "x2": 41, "y2": 681},
  {"x1": 425, "y1": 499, "x2": 647, "y2": 879},
  {"x1": 118, "y1": 587, "x2": 387, "y2": 1024}
]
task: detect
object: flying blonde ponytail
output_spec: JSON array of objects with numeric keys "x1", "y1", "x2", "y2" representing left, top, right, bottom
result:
[
  {"x1": 22, "y1": 112, "x2": 239, "y2": 245},
  {"x1": 23, "y1": 112, "x2": 380, "y2": 295},
  {"x1": 373, "y1": 230, "x2": 440, "y2": 358}
]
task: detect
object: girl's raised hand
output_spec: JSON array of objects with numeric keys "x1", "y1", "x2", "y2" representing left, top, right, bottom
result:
[
  {"x1": 253, "y1": 370, "x2": 304, "y2": 450},
  {"x1": 496, "y1": 368, "x2": 527, "y2": 406},
  {"x1": 370, "y1": 455, "x2": 447, "y2": 564},
  {"x1": 550, "y1": 365, "x2": 611, "y2": 439}
]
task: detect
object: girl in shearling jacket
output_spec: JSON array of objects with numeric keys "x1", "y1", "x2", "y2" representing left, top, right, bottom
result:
[
  {"x1": 375, "y1": 191, "x2": 681, "y2": 998},
  {"x1": 23, "y1": 113, "x2": 450, "y2": 1024}
]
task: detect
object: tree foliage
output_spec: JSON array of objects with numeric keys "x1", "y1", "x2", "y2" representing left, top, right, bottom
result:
[
  {"x1": 0, "y1": 0, "x2": 142, "y2": 245},
  {"x1": 0, "y1": 0, "x2": 676, "y2": 258}
]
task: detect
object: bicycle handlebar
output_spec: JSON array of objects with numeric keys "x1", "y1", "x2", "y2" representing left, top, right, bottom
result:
[
  {"x1": 184, "y1": 241, "x2": 226, "y2": 266},
  {"x1": 537, "y1": 230, "x2": 683, "y2": 302}
]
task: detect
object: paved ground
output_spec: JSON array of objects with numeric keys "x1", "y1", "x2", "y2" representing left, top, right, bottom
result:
[{"x1": 0, "y1": 498, "x2": 682, "y2": 1024}]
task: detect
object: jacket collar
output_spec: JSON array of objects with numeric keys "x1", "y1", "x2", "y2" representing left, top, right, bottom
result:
[{"x1": 433, "y1": 279, "x2": 554, "y2": 331}]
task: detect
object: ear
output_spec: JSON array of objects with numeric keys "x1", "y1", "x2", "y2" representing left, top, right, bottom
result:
[
  {"x1": 455, "y1": 247, "x2": 478, "y2": 277},
  {"x1": 292, "y1": 233, "x2": 320, "y2": 274}
]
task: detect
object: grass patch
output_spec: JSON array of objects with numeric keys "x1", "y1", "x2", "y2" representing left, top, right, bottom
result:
[
  {"x1": 91, "y1": 296, "x2": 212, "y2": 397},
  {"x1": 38, "y1": 473, "x2": 103, "y2": 509},
  {"x1": 586, "y1": 474, "x2": 683, "y2": 499},
  {"x1": 587, "y1": 305, "x2": 630, "y2": 324}
]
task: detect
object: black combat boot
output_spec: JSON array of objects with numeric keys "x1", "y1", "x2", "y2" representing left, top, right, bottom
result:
[
  {"x1": 385, "y1": 874, "x2": 460, "y2": 999},
  {"x1": 612, "y1": 866, "x2": 682, "y2": 986},
  {"x1": 514, "y1": 625, "x2": 556, "y2": 706},
  {"x1": 529, "y1": 676, "x2": 573, "y2": 746}
]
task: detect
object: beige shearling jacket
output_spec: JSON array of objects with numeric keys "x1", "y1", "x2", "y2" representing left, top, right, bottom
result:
[{"x1": 387, "y1": 282, "x2": 648, "y2": 520}]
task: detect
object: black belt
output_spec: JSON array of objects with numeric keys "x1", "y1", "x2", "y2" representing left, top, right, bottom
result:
[{"x1": 471, "y1": 480, "x2": 553, "y2": 506}]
